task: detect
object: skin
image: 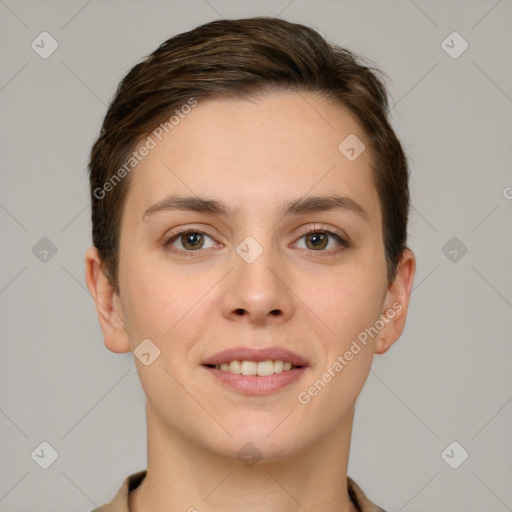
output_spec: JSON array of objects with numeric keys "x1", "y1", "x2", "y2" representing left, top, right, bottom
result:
[{"x1": 85, "y1": 91, "x2": 415, "y2": 512}]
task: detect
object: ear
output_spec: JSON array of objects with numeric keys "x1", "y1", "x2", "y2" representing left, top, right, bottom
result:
[
  {"x1": 374, "y1": 248, "x2": 416, "y2": 355},
  {"x1": 85, "y1": 247, "x2": 131, "y2": 354}
]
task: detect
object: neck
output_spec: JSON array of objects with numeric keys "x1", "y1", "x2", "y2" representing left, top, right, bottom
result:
[{"x1": 129, "y1": 402, "x2": 359, "y2": 512}]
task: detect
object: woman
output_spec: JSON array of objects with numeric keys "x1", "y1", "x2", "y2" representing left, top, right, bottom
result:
[{"x1": 85, "y1": 16, "x2": 416, "y2": 512}]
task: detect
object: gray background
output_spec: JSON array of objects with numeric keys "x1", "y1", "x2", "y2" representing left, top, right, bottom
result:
[{"x1": 0, "y1": 0, "x2": 511, "y2": 511}]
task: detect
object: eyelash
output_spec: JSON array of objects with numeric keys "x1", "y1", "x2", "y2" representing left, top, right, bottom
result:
[{"x1": 163, "y1": 225, "x2": 349, "y2": 257}]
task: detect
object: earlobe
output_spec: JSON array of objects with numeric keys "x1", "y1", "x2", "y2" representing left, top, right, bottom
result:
[
  {"x1": 375, "y1": 248, "x2": 416, "y2": 355},
  {"x1": 84, "y1": 247, "x2": 131, "y2": 354}
]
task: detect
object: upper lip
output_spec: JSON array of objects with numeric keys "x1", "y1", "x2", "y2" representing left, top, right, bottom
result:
[{"x1": 202, "y1": 346, "x2": 309, "y2": 367}]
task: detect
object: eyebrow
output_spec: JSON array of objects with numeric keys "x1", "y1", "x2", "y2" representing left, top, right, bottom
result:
[{"x1": 142, "y1": 194, "x2": 369, "y2": 222}]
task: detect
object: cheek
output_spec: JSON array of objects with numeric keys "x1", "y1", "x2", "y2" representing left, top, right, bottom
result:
[
  {"x1": 303, "y1": 264, "x2": 384, "y2": 344},
  {"x1": 118, "y1": 254, "x2": 170, "y2": 346},
  {"x1": 313, "y1": 267, "x2": 385, "y2": 401},
  {"x1": 122, "y1": 278, "x2": 183, "y2": 344},
  {"x1": 120, "y1": 251, "x2": 216, "y2": 351},
  {"x1": 299, "y1": 277, "x2": 380, "y2": 415}
]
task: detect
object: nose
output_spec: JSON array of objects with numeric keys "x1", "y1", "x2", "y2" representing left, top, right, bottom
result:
[{"x1": 221, "y1": 237, "x2": 295, "y2": 326}]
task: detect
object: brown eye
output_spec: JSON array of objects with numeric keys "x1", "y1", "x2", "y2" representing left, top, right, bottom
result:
[
  {"x1": 165, "y1": 230, "x2": 217, "y2": 251},
  {"x1": 180, "y1": 232, "x2": 204, "y2": 250},
  {"x1": 294, "y1": 228, "x2": 348, "y2": 254},
  {"x1": 304, "y1": 232, "x2": 328, "y2": 250}
]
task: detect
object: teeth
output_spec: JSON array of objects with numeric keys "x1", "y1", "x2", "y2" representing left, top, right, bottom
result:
[
  {"x1": 229, "y1": 361, "x2": 241, "y2": 373},
  {"x1": 212, "y1": 360, "x2": 298, "y2": 375},
  {"x1": 242, "y1": 361, "x2": 258, "y2": 376},
  {"x1": 252, "y1": 360, "x2": 274, "y2": 376}
]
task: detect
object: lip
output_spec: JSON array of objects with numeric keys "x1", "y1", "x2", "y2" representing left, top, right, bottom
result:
[
  {"x1": 201, "y1": 346, "x2": 309, "y2": 396},
  {"x1": 202, "y1": 365, "x2": 307, "y2": 395},
  {"x1": 201, "y1": 346, "x2": 309, "y2": 367}
]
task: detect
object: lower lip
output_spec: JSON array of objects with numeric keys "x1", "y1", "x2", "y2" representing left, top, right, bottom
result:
[{"x1": 202, "y1": 366, "x2": 307, "y2": 395}]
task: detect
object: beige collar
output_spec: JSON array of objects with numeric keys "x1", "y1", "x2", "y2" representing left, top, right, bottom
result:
[{"x1": 92, "y1": 469, "x2": 387, "y2": 512}]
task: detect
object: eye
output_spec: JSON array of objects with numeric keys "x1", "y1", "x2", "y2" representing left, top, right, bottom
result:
[
  {"x1": 164, "y1": 229, "x2": 219, "y2": 252},
  {"x1": 163, "y1": 225, "x2": 349, "y2": 256},
  {"x1": 293, "y1": 226, "x2": 349, "y2": 254}
]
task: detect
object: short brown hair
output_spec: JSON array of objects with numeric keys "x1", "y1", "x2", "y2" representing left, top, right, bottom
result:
[{"x1": 88, "y1": 16, "x2": 410, "y2": 294}]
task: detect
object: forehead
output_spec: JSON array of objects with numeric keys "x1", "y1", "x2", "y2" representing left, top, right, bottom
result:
[{"x1": 124, "y1": 91, "x2": 381, "y2": 225}]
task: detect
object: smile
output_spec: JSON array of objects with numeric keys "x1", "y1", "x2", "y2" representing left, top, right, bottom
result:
[
  {"x1": 202, "y1": 363, "x2": 307, "y2": 395},
  {"x1": 205, "y1": 359, "x2": 299, "y2": 376}
]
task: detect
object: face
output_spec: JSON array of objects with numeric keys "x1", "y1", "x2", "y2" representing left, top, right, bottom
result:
[{"x1": 91, "y1": 91, "x2": 413, "y2": 460}]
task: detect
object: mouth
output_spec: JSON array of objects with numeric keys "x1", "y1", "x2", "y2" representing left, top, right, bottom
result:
[
  {"x1": 203, "y1": 360, "x2": 303, "y2": 375},
  {"x1": 201, "y1": 346, "x2": 309, "y2": 395}
]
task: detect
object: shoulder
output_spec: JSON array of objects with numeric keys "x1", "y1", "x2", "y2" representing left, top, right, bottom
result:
[
  {"x1": 347, "y1": 476, "x2": 388, "y2": 512},
  {"x1": 90, "y1": 469, "x2": 147, "y2": 512}
]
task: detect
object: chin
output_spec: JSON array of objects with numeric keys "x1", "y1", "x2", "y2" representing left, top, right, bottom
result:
[{"x1": 225, "y1": 416, "x2": 303, "y2": 454}]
